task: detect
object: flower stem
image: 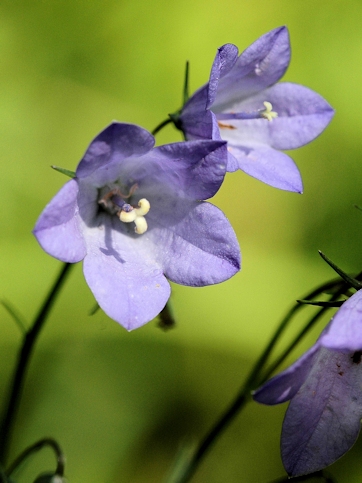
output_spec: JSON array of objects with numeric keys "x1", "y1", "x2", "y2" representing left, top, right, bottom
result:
[
  {"x1": 166, "y1": 277, "x2": 349, "y2": 483},
  {"x1": 0, "y1": 262, "x2": 72, "y2": 465},
  {"x1": 152, "y1": 118, "x2": 173, "y2": 136},
  {"x1": 6, "y1": 437, "x2": 66, "y2": 478}
]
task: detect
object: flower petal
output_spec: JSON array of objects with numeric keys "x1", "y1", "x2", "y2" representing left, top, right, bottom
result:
[
  {"x1": 148, "y1": 200, "x2": 240, "y2": 286},
  {"x1": 281, "y1": 347, "x2": 362, "y2": 476},
  {"x1": 33, "y1": 179, "x2": 86, "y2": 263},
  {"x1": 321, "y1": 290, "x2": 362, "y2": 351},
  {"x1": 253, "y1": 343, "x2": 320, "y2": 405},
  {"x1": 149, "y1": 139, "x2": 227, "y2": 199},
  {"x1": 211, "y1": 27, "x2": 290, "y2": 112},
  {"x1": 207, "y1": 43, "x2": 239, "y2": 108},
  {"x1": 181, "y1": 85, "x2": 209, "y2": 116},
  {"x1": 76, "y1": 122, "x2": 155, "y2": 180},
  {"x1": 223, "y1": 83, "x2": 334, "y2": 150},
  {"x1": 227, "y1": 143, "x2": 303, "y2": 192},
  {"x1": 180, "y1": 109, "x2": 221, "y2": 141},
  {"x1": 83, "y1": 215, "x2": 170, "y2": 330}
]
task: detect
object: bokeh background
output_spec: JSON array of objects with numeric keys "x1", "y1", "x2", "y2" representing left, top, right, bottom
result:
[{"x1": 1, "y1": 1, "x2": 362, "y2": 481}]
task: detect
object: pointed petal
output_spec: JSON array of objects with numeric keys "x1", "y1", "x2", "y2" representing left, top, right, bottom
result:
[
  {"x1": 83, "y1": 215, "x2": 170, "y2": 330},
  {"x1": 76, "y1": 122, "x2": 155, "y2": 179},
  {"x1": 212, "y1": 27, "x2": 290, "y2": 111},
  {"x1": 253, "y1": 344, "x2": 320, "y2": 405},
  {"x1": 281, "y1": 348, "x2": 362, "y2": 476},
  {"x1": 321, "y1": 290, "x2": 362, "y2": 351},
  {"x1": 33, "y1": 179, "x2": 86, "y2": 263},
  {"x1": 227, "y1": 143, "x2": 303, "y2": 192},
  {"x1": 207, "y1": 43, "x2": 239, "y2": 108},
  {"x1": 148, "y1": 201, "x2": 240, "y2": 286},
  {"x1": 222, "y1": 83, "x2": 334, "y2": 149}
]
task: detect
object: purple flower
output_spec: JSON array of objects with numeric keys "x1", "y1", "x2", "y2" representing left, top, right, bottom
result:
[
  {"x1": 33, "y1": 122, "x2": 240, "y2": 330},
  {"x1": 179, "y1": 27, "x2": 334, "y2": 192},
  {"x1": 253, "y1": 290, "x2": 362, "y2": 476}
]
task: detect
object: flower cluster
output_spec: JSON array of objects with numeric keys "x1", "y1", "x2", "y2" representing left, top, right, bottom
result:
[
  {"x1": 34, "y1": 27, "x2": 333, "y2": 331},
  {"x1": 253, "y1": 289, "x2": 362, "y2": 477}
]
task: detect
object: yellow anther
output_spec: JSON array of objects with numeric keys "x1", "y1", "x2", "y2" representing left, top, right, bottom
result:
[
  {"x1": 118, "y1": 198, "x2": 150, "y2": 235},
  {"x1": 261, "y1": 101, "x2": 278, "y2": 121},
  {"x1": 135, "y1": 198, "x2": 150, "y2": 217},
  {"x1": 134, "y1": 217, "x2": 148, "y2": 235},
  {"x1": 119, "y1": 210, "x2": 137, "y2": 223}
]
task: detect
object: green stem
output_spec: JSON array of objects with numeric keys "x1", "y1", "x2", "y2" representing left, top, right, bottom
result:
[
  {"x1": 152, "y1": 118, "x2": 173, "y2": 136},
  {"x1": 6, "y1": 437, "x2": 65, "y2": 478},
  {"x1": 259, "y1": 280, "x2": 351, "y2": 385},
  {"x1": 0, "y1": 262, "x2": 72, "y2": 465},
  {"x1": 167, "y1": 277, "x2": 347, "y2": 483}
]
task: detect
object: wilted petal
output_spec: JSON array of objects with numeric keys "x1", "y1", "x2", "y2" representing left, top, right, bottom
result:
[
  {"x1": 227, "y1": 143, "x2": 303, "y2": 192},
  {"x1": 83, "y1": 216, "x2": 170, "y2": 330},
  {"x1": 321, "y1": 290, "x2": 362, "y2": 351},
  {"x1": 281, "y1": 347, "x2": 362, "y2": 476},
  {"x1": 76, "y1": 122, "x2": 155, "y2": 179},
  {"x1": 253, "y1": 344, "x2": 320, "y2": 405},
  {"x1": 33, "y1": 179, "x2": 86, "y2": 263},
  {"x1": 148, "y1": 201, "x2": 240, "y2": 286},
  {"x1": 211, "y1": 27, "x2": 290, "y2": 111}
]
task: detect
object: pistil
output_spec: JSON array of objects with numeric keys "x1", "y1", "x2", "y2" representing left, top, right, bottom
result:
[{"x1": 216, "y1": 101, "x2": 278, "y2": 126}]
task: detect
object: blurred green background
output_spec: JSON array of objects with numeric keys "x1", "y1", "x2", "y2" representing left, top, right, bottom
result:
[{"x1": 1, "y1": 0, "x2": 362, "y2": 481}]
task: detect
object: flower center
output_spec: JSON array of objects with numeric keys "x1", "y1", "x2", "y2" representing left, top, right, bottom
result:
[
  {"x1": 216, "y1": 101, "x2": 278, "y2": 128},
  {"x1": 260, "y1": 101, "x2": 278, "y2": 121},
  {"x1": 98, "y1": 184, "x2": 150, "y2": 235}
]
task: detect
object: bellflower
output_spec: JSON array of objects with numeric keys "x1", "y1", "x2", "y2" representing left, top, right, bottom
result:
[
  {"x1": 33, "y1": 122, "x2": 240, "y2": 330},
  {"x1": 179, "y1": 26, "x2": 334, "y2": 192},
  {"x1": 253, "y1": 289, "x2": 362, "y2": 477}
]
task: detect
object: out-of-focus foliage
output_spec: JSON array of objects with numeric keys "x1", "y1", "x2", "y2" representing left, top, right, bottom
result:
[{"x1": 0, "y1": 1, "x2": 361, "y2": 481}]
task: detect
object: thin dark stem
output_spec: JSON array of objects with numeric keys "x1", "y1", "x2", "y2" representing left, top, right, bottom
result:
[
  {"x1": 167, "y1": 277, "x2": 349, "y2": 483},
  {"x1": 0, "y1": 262, "x2": 72, "y2": 465},
  {"x1": 6, "y1": 437, "x2": 65, "y2": 478},
  {"x1": 260, "y1": 281, "x2": 350, "y2": 384},
  {"x1": 183, "y1": 61, "x2": 189, "y2": 105},
  {"x1": 152, "y1": 118, "x2": 172, "y2": 136}
]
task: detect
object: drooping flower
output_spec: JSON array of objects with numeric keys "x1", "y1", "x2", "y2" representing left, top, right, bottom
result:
[
  {"x1": 178, "y1": 26, "x2": 334, "y2": 192},
  {"x1": 253, "y1": 289, "x2": 362, "y2": 476},
  {"x1": 33, "y1": 122, "x2": 241, "y2": 330}
]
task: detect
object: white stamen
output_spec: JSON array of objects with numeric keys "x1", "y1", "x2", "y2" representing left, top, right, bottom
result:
[
  {"x1": 118, "y1": 198, "x2": 150, "y2": 234},
  {"x1": 119, "y1": 209, "x2": 137, "y2": 223},
  {"x1": 135, "y1": 198, "x2": 150, "y2": 217},
  {"x1": 134, "y1": 217, "x2": 148, "y2": 235},
  {"x1": 260, "y1": 101, "x2": 278, "y2": 121}
]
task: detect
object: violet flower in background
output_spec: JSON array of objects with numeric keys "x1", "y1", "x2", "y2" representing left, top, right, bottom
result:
[
  {"x1": 33, "y1": 123, "x2": 240, "y2": 330},
  {"x1": 253, "y1": 290, "x2": 362, "y2": 477},
  {"x1": 179, "y1": 26, "x2": 334, "y2": 192}
]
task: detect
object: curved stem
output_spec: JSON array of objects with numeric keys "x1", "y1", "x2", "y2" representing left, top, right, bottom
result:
[
  {"x1": 0, "y1": 262, "x2": 72, "y2": 465},
  {"x1": 152, "y1": 118, "x2": 172, "y2": 136},
  {"x1": 6, "y1": 437, "x2": 65, "y2": 478}
]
